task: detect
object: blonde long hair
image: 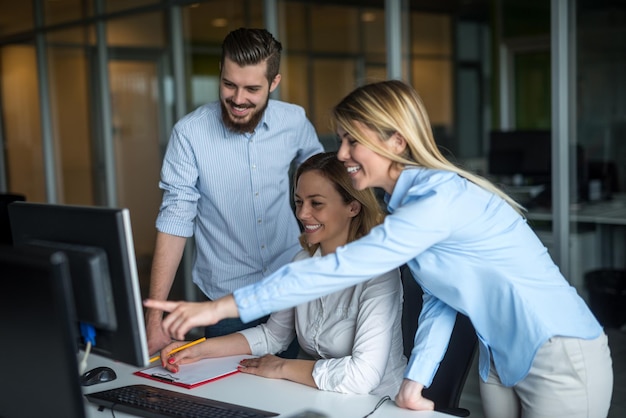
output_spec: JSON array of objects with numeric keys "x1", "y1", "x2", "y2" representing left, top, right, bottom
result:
[
  {"x1": 330, "y1": 80, "x2": 524, "y2": 215},
  {"x1": 294, "y1": 152, "x2": 385, "y2": 256}
]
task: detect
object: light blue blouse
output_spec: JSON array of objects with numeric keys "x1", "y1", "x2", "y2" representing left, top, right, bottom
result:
[
  {"x1": 156, "y1": 100, "x2": 323, "y2": 299},
  {"x1": 234, "y1": 167, "x2": 602, "y2": 387}
]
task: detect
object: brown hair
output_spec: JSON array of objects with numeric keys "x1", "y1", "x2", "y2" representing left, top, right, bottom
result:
[{"x1": 221, "y1": 28, "x2": 282, "y2": 84}]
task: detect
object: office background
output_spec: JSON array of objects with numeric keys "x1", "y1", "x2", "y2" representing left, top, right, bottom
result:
[
  {"x1": 0, "y1": 1, "x2": 624, "y2": 415},
  {"x1": 4, "y1": 0, "x2": 622, "y2": 301}
]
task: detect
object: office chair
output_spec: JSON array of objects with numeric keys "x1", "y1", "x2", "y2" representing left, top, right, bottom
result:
[
  {"x1": 400, "y1": 264, "x2": 478, "y2": 417},
  {"x1": 0, "y1": 193, "x2": 26, "y2": 245}
]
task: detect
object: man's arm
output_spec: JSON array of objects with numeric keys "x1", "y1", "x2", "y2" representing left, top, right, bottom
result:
[
  {"x1": 145, "y1": 231, "x2": 187, "y2": 354},
  {"x1": 143, "y1": 295, "x2": 239, "y2": 341}
]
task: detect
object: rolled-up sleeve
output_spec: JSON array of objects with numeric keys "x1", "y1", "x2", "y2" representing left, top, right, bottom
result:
[{"x1": 156, "y1": 126, "x2": 200, "y2": 238}]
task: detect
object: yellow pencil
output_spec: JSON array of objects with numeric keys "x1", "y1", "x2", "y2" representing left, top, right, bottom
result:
[{"x1": 149, "y1": 337, "x2": 207, "y2": 363}]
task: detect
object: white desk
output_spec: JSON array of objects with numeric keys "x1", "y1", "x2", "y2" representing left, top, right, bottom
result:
[{"x1": 82, "y1": 354, "x2": 453, "y2": 418}]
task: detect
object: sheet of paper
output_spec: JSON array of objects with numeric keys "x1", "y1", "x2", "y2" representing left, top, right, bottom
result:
[{"x1": 134, "y1": 354, "x2": 255, "y2": 389}]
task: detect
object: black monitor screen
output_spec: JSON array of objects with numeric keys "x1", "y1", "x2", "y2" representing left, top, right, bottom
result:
[
  {"x1": 27, "y1": 239, "x2": 117, "y2": 331},
  {"x1": 9, "y1": 202, "x2": 149, "y2": 367},
  {"x1": 488, "y1": 130, "x2": 551, "y2": 181},
  {"x1": 0, "y1": 246, "x2": 86, "y2": 418},
  {"x1": 0, "y1": 193, "x2": 25, "y2": 245}
]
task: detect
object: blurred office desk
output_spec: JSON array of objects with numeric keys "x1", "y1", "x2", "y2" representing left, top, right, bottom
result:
[
  {"x1": 82, "y1": 354, "x2": 453, "y2": 418},
  {"x1": 526, "y1": 193, "x2": 626, "y2": 225},
  {"x1": 527, "y1": 194, "x2": 626, "y2": 268}
]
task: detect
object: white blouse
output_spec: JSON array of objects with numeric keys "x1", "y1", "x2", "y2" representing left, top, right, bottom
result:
[{"x1": 238, "y1": 249, "x2": 407, "y2": 397}]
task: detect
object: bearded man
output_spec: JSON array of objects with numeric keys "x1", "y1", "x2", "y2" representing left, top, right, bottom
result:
[{"x1": 145, "y1": 28, "x2": 323, "y2": 355}]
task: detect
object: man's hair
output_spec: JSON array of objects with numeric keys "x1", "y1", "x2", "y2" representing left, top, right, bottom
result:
[{"x1": 221, "y1": 28, "x2": 282, "y2": 83}]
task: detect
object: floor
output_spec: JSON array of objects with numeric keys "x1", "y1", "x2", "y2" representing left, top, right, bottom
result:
[{"x1": 458, "y1": 327, "x2": 626, "y2": 417}]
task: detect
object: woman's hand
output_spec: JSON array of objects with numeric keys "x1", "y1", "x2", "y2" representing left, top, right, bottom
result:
[
  {"x1": 395, "y1": 379, "x2": 435, "y2": 411},
  {"x1": 143, "y1": 295, "x2": 238, "y2": 340},
  {"x1": 159, "y1": 340, "x2": 207, "y2": 372},
  {"x1": 237, "y1": 354, "x2": 287, "y2": 380}
]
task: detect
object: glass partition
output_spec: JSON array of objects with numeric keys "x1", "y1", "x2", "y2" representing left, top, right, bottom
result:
[
  {"x1": 278, "y1": 0, "x2": 387, "y2": 142},
  {"x1": 0, "y1": 2, "x2": 34, "y2": 36},
  {"x1": 45, "y1": 0, "x2": 94, "y2": 26},
  {"x1": 46, "y1": 28, "x2": 96, "y2": 205},
  {"x1": 0, "y1": 44, "x2": 44, "y2": 200},
  {"x1": 575, "y1": 0, "x2": 626, "y2": 287},
  {"x1": 410, "y1": 12, "x2": 453, "y2": 155}
]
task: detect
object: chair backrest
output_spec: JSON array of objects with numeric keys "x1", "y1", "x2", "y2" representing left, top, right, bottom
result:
[
  {"x1": 0, "y1": 193, "x2": 26, "y2": 245},
  {"x1": 400, "y1": 264, "x2": 477, "y2": 417}
]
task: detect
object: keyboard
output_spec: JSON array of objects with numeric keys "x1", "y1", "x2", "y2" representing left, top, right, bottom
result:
[{"x1": 85, "y1": 384, "x2": 279, "y2": 418}]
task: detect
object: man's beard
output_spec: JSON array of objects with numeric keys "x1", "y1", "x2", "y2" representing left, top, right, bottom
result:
[{"x1": 220, "y1": 97, "x2": 268, "y2": 134}]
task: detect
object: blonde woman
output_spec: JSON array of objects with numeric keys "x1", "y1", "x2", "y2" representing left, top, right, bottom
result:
[
  {"x1": 146, "y1": 80, "x2": 613, "y2": 417},
  {"x1": 154, "y1": 152, "x2": 406, "y2": 397}
]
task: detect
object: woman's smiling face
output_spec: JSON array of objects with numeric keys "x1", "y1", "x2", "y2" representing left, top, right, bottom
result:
[
  {"x1": 294, "y1": 170, "x2": 359, "y2": 256},
  {"x1": 336, "y1": 122, "x2": 399, "y2": 194}
]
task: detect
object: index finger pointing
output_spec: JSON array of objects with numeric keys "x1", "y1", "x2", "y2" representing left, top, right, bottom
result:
[{"x1": 143, "y1": 299, "x2": 180, "y2": 312}]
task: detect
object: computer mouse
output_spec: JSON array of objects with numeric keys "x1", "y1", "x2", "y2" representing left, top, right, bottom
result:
[{"x1": 80, "y1": 366, "x2": 117, "y2": 386}]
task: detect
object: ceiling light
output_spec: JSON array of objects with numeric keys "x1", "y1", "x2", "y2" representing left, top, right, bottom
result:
[
  {"x1": 361, "y1": 12, "x2": 376, "y2": 23},
  {"x1": 212, "y1": 18, "x2": 228, "y2": 27}
]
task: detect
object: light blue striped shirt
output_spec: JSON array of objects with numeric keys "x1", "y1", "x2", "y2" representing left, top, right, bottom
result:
[
  {"x1": 234, "y1": 167, "x2": 602, "y2": 387},
  {"x1": 156, "y1": 100, "x2": 323, "y2": 298}
]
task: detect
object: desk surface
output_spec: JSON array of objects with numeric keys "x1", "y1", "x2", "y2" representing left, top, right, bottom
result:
[
  {"x1": 526, "y1": 194, "x2": 626, "y2": 225},
  {"x1": 82, "y1": 354, "x2": 453, "y2": 418}
]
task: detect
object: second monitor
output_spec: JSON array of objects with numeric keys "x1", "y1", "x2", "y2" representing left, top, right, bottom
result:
[{"x1": 9, "y1": 201, "x2": 150, "y2": 368}]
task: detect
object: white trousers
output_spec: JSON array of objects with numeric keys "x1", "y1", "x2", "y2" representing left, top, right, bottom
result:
[{"x1": 479, "y1": 333, "x2": 613, "y2": 418}]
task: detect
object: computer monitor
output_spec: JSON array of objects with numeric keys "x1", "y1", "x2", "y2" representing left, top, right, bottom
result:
[
  {"x1": 0, "y1": 192, "x2": 25, "y2": 245},
  {"x1": 0, "y1": 245, "x2": 86, "y2": 418},
  {"x1": 488, "y1": 129, "x2": 552, "y2": 184},
  {"x1": 28, "y1": 239, "x2": 117, "y2": 331},
  {"x1": 8, "y1": 201, "x2": 150, "y2": 368}
]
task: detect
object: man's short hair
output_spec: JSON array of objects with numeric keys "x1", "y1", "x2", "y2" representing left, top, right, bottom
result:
[{"x1": 221, "y1": 28, "x2": 282, "y2": 84}]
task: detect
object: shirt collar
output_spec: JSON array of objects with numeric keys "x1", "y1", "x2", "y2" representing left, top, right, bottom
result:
[
  {"x1": 258, "y1": 99, "x2": 273, "y2": 130},
  {"x1": 387, "y1": 166, "x2": 425, "y2": 213}
]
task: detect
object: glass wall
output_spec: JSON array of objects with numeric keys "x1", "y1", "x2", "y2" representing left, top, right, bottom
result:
[
  {"x1": 106, "y1": 10, "x2": 168, "y2": 264},
  {"x1": 575, "y1": 0, "x2": 626, "y2": 281},
  {"x1": 410, "y1": 13, "x2": 453, "y2": 134},
  {"x1": 1, "y1": 44, "x2": 43, "y2": 199},
  {"x1": 0, "y1": 3, "x2": 171, "y2": 294},
  {"x1": 0, "y1": 2, "x2": 34, "y2": 36},
  {"x1": 278, "y1": 1, "x2": 388, "y2": 147},
  {"x1": 46, "y1": 26, "x2": 96, "y2": 205},
  {"x1": 490, "y1": 1, "x2": 626, "y2": 304}
]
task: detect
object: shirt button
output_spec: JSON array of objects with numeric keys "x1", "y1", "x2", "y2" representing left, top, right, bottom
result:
[
  {"x1": 257, "y1": 219, "x2": 262, "y2": 223},
  {"x1": 261, "y1": 245, "x2": 266, "y2": 249},
  {"x1": 252, "y1": 164, "x2": 257, "y2": 169}
]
